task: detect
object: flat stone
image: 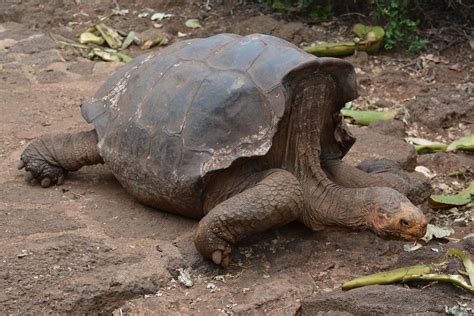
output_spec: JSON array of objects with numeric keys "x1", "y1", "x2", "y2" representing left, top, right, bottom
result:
[
  {"x1": 368, "y1": 119, "x2": 406, "y2": 138},
  {"x1": 300, "y1": 285, "x2": 449, "y2": 315},
  {"x1": 23, "y1": 49, "x2": 65, "y2": 68},
  {"x1": 9, "y1": 34, "x2": 56, "y2": 54},
  {"x1": 344, "y1": 126, "x2": 417, "y2": 171}
]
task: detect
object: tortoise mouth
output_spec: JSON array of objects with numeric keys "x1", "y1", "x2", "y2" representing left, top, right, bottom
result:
[{"x1": 377, "y1": 229, "x2": 425, "y2": 241}]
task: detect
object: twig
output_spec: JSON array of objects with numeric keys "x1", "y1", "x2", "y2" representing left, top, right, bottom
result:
[
  {"x1": 338, "y1": 12, "x2": 367, "y2": 18},
  {"x1": 400, "y1": 60, "x2": 419, "y2": 69}
]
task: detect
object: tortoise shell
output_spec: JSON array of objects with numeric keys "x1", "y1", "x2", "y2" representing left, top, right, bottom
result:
[{"x1": 80, "y1": 33, "x2": 356, "y2": 217}]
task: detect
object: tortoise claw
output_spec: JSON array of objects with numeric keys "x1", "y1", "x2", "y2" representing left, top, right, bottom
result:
[
  {"x1": 212, "y1": 250, "x2": 222, "y2": 265},
  {"x1": 17, "y1": 160, "x2": 25, "y2": 170},
  {"x1": 25, "y1": 172, "x2": 33, "y2": 182},
  {"x1": 211, "y1": 249, "x2": 231, "y2": 268},
  {"x1": 57, "y1": 174, "x2": 65, "y2": 185},
  {"x1": 41, "y1": 177, "x2": 52, "y2": 188}
]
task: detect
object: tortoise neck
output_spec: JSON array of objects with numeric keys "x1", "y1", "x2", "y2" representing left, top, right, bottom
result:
[
  {"x1": 300, "y1": 175, "x2": 372, "y2": 230},
  {"x1": 282, "y1": 70, "x2": 371, "y2": 230}
]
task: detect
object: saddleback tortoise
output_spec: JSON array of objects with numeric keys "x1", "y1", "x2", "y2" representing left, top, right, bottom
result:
[{"x1": 19, "y1": 34, "x2": 429, "y2": 267}]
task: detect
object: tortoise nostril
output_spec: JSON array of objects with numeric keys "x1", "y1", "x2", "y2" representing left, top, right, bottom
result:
[{"x1": 400, "y1": 219, "x2": 410, "y2": 228}]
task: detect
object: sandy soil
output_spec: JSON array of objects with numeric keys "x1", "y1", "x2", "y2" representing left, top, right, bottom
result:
[{"x1": 0, "y1": 1, "x2": 472, "y2": 314}]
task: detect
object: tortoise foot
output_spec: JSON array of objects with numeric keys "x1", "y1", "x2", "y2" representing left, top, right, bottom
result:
[
  {"x1": 357, "y1": 159, "x2": 431, "y2": 205},
  {"x1": 194, "y1": 226, "x2": 233, "y2": 268},
  {"x1": 19, "y1": 139, "x2": 67, "y2": 188}
]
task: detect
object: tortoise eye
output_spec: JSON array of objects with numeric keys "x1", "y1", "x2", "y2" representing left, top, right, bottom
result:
[{"x1": 400, "y1": 219, "x2": 410, "y2": 227}]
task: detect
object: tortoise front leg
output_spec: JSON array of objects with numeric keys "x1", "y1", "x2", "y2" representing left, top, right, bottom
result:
[
  {"x1": 194, "y1": 169, "x2": 304, "y2": 267},
  {"x1": 18, "y1": 129, "x2": 103, "y2": 187},
  {"x1": 322, "y1": 160, "x2": 430, "y2": 205}
]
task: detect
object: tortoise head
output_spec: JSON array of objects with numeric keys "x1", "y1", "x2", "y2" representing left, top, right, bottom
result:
[{"x1": 366, "y1": 188, "x2": 428, "y2": 241}]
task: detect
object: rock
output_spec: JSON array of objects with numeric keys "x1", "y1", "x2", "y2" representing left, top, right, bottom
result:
[
  {"x1": 368, "y1": 120, "x2": 406, "y2": 138},
  {"x1": 300, "y1": 285, "x2": 448, "y2": 314},
  {"x1": 8, "y1": 34, "x2": 56, "y2": 54},
  {"x1": 344, "y1": 51, "x2": 369, "y2": 67},
  {"x1": 407, "y1": 87, "x2": 474, "y2": 130},
  {"x1": 231, "y1": 275, "x2": 313, "y2": 314},
  {"x1": 417, "y1": 152, "x2": 474, "y2": 175},
  {"x1": 23, "y1": 49, "x2": 65, "y2": 68},
  {"x1": 230, "y1": 15, "x2": 312, "y2": 44},
  {"x1": 345, "y1": 126, "x2": 417, "y2": 171},
  {"x1": 67, "y1": 61, "x2": 95, "y2": 76},
  {"x1": 461, "y1": 234, "x2": 474, "y2": 252},
  {"x1": 374, "y1": 70, "x2": 411, "y2": 89}
]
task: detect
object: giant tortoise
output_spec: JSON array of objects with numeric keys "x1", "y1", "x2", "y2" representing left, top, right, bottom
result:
[{"x1": 19, "y1": 34, "x2": 429, "y2": 267}]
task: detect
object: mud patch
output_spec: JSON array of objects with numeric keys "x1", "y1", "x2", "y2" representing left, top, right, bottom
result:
[
  {"x1": 0, "y1": 234, "x2": 169, "y2": 314},
  {"x1": 0, "y1": 208, "x2": 85, "y2": 238}
]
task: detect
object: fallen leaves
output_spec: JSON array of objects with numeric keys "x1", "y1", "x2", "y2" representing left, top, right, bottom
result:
[
  {"x1": 303, "y1": 24, "x2": 385, "y2": 57},
  {"x1": 342, "y1": 249, "x2": 474, "y2": 294},
  {"x1": 140, "y1": 36, "x2": 169, "y2": 50},
  {"x1": 340, "y1": 109, "x2": 397, "y2": 125},
  {"x1": 185, "y1": 19, "x2": 203, "y2": 29},
  {"x1": 151, "y1": 12, "x2": 173, "y2": 21},
  {"x1": 405, "y1": 137, "x2": 447, "y2": 154},
  {"x1": 429, "y1": 182, "x2": 474, "y2": 208},
  {"x1": 446, "y1": 135, "x2": 474, "y2": 152},
  {"x1": 405, "y1": 135, "x2": 474, "y2": 154},
  {"x1": 421, "y1": 224, "x2": 454, "y2": 242},
  {"x1": 95, "y1": 23, "x2": 122, "y2": 49}
]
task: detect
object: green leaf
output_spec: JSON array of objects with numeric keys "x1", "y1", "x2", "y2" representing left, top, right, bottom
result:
[
  {"x1": 116, "y1": 52, "x2": 132, "y2": 63},
  {"x1": 185, "y1": 19, "x2": 202, "y2": 29},
  {"x1": 303, "y1": 41, "x2": 356, "y2": 57},
  {"x1": 447, "y1": 249, "x2": 474, "y2": 286},
  {"x1": 428, "y1": 181, "x2": 474, "y2": 208},
  {"x1": 352, "y1": 24, "x2": 385, "y2": 54},
  {"x1": 271, "y1": 1, "x2": 288, "y2": 10},
  {"x1": 340, "y1": 109, "x2": 397, "y2": 126},
  {"x1": 353, "y1": 24, "x2": 385, "y2": 41},
  {"x1": 342, "y1": 264, "x2": 432, "y2": 290},
  {"x1": 446, "y1": 135, "x2": 474, "y2": 152},
  {"x1": 405, "y1": 137, "x2": 448, "y2": 154},
  {"x1": 342, "y1": 249, "x2": 474, "y2": 294},
  {"x1": 79, "y1": 32, "x2": 105, "y2": 45},
  {"x1": 121, "y1": 31, "x2": 141, "y2": 49},
  {"x1": 96, "y1": 23, "x2": 123, "y2": 49},
  {"x1": 140, "y1": 36, "x2": 168, "y2": 49},
  {"x1": 87, "y1": 48, "x2": 120, "y2": 62}
]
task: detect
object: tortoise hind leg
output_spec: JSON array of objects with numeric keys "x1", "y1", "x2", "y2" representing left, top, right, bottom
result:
[
  {"x1": 322, "y1": 160, "x2": 430, "y2": 205},
  {"x1": 194, "y1": 169, "x2": 303, "y2": 267},
  {"x1": 19, "y1": 129, "x2": 103, "y2": 187}
]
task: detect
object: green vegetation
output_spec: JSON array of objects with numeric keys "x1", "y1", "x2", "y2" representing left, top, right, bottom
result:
[
  {"x1": 258, "y1": 0, "x2": 431, "y2": 55},
  {"x1": 264, "y1": 1, "x2": 333, "y2": 20},
  {"x1": 369, "y1": 0, "x2": 427, "y2": 55}
]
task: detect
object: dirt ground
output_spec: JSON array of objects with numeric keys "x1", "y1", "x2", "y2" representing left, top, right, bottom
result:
[{"x1": 0, "y1": 1, "x2": 473, "y2": 314}]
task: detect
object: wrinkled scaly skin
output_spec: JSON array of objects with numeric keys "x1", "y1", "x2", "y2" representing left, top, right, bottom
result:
[
  {"x1": 19, "y1": 130, "x2": 102, "y2": 187},
  {"x1": 19, "y1": 34, "x2": 429, "y2": 267}
]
